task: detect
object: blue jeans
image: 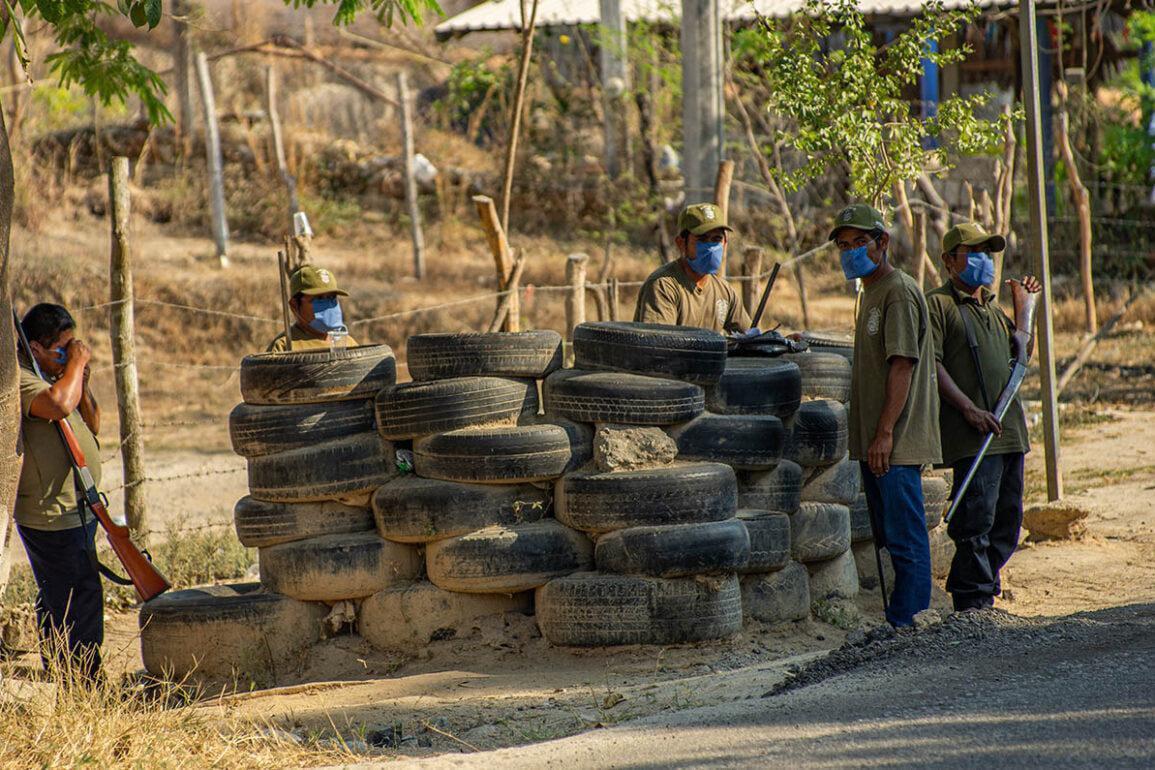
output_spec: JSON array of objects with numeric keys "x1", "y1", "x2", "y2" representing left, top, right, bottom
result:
[{"x1": 859, "y1": 463, "x2": 931, "y2": 627}]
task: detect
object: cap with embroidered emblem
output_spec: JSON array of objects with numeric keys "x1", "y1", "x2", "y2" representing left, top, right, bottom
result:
[
  {"x1": 942, "y1": 222, "x2": 1007, "y2": 254},
  {"x1": 678, "y1": 202, "x2": 733, "y2": 236},
  {"x1": 828, "y1": 204, "x2": 887, "y2": 241},
  {"x1": 289, "y1": 265, "x2": 349, "y2": 297}
]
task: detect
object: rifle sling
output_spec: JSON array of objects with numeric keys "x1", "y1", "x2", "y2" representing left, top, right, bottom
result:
[
  {"x1": 956, "y1": 298, "x2": 994, "y2": 412},
  {"x1": 73, "y1": 475, "x2": 134, "y2": 587}
]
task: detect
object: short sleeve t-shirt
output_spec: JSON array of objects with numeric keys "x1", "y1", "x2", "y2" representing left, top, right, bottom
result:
[
  {"x1": 16, "y1": 363, "x2": 102, "y2": 532},
  {"x1": 266, "y1": 325, "x2": 360, "y2": 353},
  {"x1": 848, "y1": 268, "x2": 942, "y2": 466},
  {"x1": 633, "y1": 260, "x2": 750, "y2": 333}
]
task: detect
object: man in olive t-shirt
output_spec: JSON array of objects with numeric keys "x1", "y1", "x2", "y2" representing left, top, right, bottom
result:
[
  {"x1": 928, "y1": 222, "x2": 1039, "y2": 611},
  {"x1": 633, "y1": 203, "x2": 750, "y2": 334},
  {"x1": 15, "y1": 303, "x2": 104, "y2": 679},
  {"x1": 266, "y1": 264, "x2": 360, "y2": 352},
  {"x1": 833, "y1": 203, "x2": 941, "y2": 628}
]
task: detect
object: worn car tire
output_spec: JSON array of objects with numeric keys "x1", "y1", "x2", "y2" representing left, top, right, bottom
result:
[
  {"x1": 556, "y1": 462, "x2": 737, "y2": 534},
  {"x1": 740, "y1": 562, "x2": 810, "y2": 624},
  {"x1": 233, "y1": 496, "x2": 374, "y2": 548},
  {"x1": 800, "y1": 454, "x2": 860, "y2": 505},
  {"x1": 737, "y1": 510, "x2": 791, "y2": 574},
  {"x1": 139, "y1": 583, "x2": 326, "y2": 683},
  {"x1": 784, "y1": 351, "x2": 852, "y2": 403},
  {"x1": 413, "y1": 423, "x2": 576, "y2": 484},
  {"x1": 375, "y1": 376, "x2": 537, "y2": 440},
  {"x1": 572, "y1": 321, "x2": 728, "y2": 384},
  {"x1": 784, "y1": 400, "x2": 848, "y2": 468},
  {"x1": 358, "y1": 581, "x2": 532, "y2": 650},
  {"x1": 544, "y1": 370, "x2": 705, "y2": 426},
  {"x1": 259, "y1": 532, "x2": 421, "y2": 601},
  {"x1": 800, "y1": 331, "x2": 854, "y2": 365},
  {"x1": 240, "y1": 344, "x2": 396, "y2": 405},
  {"x1": 738, "y1": 460, "x2": 802, "y2": 514},
  {"x1": 807, "y1": 549, "x2": 860, "y2": 601},
  {"x1": 406, "y1": 331, "x2": 563, "y2": 381},
  {"x1": 666, "y1": 413, "x2": 785, "y2": 470},
  {"x1": 246, "y1": 432, "x2": 395, "y2": 503},
  {"x1": 373, "y1": 476, "x2": 550, "y2": 543},
  {"x1": 228, "y1": 399, "x2": 376, "y2": 458},
  {"x1": 849, "y1": 492, "x2": 873, "y2": 543},
  {"x1": 706, "y1": 357, "x2": 801, "y2": 420},
  {"x1": 923, "y1": 475, "x2": 950, "y2": 529},
  {"x1": 425, "y1": 521, "x2": 593, "y2": 594},
  {"x1": 791, "y1": 502, "x2": 852, "y2": 563},
  {"x1": 536, "y1": 572, "x2": 742, "y2": 646},
  {"x1": 594, "y1": 519, "x2": 750, "y2": 578}
]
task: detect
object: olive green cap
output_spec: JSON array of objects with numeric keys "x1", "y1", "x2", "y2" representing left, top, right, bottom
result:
[
  {"x1": 828, "y1": 203, "x2": 887, "y2": 241},
  {"x1": 290, "y1": 265, "x2": 348, "y2": 297},
  {"x1": 677, "y1": 202, "x2": 732, "y2": 236},
  {"x1": 942, "y1": 222, "x2": 1007, "y2": 255}
]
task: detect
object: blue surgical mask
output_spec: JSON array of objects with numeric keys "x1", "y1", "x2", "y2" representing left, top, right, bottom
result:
[
  {"x1": 309, "y1": 297, "x2": 346, "y2": 333},
  {"x1": 840, "y1": 244, "x2": 880, "y2": 281},
  {"x1": 958, "y1": 252, "x2": 996, "y2": 288},
  {"x1": 687, "y1": 240, "x2": 725, "y2": 275},
  {"x1": 50, "y1": 346, "x2": 68, "y2": 365}
]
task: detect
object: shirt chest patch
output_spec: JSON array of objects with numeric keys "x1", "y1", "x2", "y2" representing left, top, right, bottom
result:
[
  {"x1": 866, "y1": 306, "x2": 882, "y2": 336},
  {"x1": 715, "y1": 299, "x2": 729, "y2": 325}
]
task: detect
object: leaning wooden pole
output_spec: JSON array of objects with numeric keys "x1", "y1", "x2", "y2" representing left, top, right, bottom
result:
[
  {"x1": 108, "y1": 157, "x2": 148, "y2": 539},
  {"x1": 474, "y1": 195, "x2": 519, "y2": 331},
  {"x1": 397, "y1": 71, "x2": 426, "y2": 280},
  {"x1": 564, "y1": 253, "x2": 589, "y2": 366},
  {"x1": 499, "y1": 0, "x2": 540, "y2": 231},
  {"x1": 194, "y1": 51, "x2": 230, "y2": 268},
  {"x1": 265, "y1": 65, "x2": 299, "y2": 236}
]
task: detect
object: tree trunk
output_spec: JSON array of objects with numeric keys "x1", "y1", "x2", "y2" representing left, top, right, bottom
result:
[
  {"x1": 0, "y1": 106, "x2": 22, "y2": 599},
  {"x1": 1056, "y1": 82, "x2": 1097, "y2": 335}
]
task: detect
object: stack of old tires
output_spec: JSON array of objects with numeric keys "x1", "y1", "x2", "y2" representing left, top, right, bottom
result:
[
  {"x1": 140, "y1": 345, "x2": 400, "y2": 682},
  {"x1": 534, "y1": 322, "x2": 811, "y2": 646},
  {"x1": 365, "y1": 330, "x2": 594, "y2": 650}
]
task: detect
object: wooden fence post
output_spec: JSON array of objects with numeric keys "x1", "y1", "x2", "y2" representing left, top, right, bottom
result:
[
  {"x1": 609, "y1": 276, "x2": 620, "y2": 321},
  {"x1": 397, "y1": 72, "x2": 426, "y2": 280},
  {"x1": 194, "y1": 51, "x2": 230, "y2": 268},
  {"x1": 914, "y1": 208, "x2": 928, "y2": 291},
  {"x1": 108, "y1": 157, "x2": 148, "y2": 538},
  {"x1": 265, "y1": 65, "x2": 299, "y2": 235},
  {"x1": 473, "y1": 195, "x2": 520, "y2": 331},
  {"x1": 277, "y1": 250, "x2": 293, "y2": 351},
  {"x1": 741, "y1": 246, "x2": 763, "y2": 317},
  {"x1": 565, "y1": 253, "x2": 589, "y2": 365},
  {"x1": 713, "y1": 159, "x2": 735, "y2": 222}
]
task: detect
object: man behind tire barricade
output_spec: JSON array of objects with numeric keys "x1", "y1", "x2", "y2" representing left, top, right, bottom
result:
[
  {"x1": 927, "y1": 222, "x2": 1040, "y2": 612},
  {"x1": 15, "y1": 303, "x2": 104, "y2": 680},
  {"x1": 832, "y1": 204, "x2": 942, "y2": 628},
  {"x1": 633, "y1": 203, "x2": 751, "y2": 334},
  {"x1": 266, "y1": 264, "x2": 360, "y2": 352}
]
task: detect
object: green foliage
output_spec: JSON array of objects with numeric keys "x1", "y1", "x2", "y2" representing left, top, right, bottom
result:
[
  {"x1": 732, "y1": 0, "x2": 1007, "y2": 205},
  {"x1": 438, "y1": 52, "x2": 512, "y2": 140},
  {"x1": 283, "y1": 0, "x2": 444, "y2": 28}
]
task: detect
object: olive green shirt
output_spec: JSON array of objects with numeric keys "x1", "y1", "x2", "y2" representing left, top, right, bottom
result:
[
  {"x1": 634, "y1": 260, "x2": 750, "y2": 334},
  {"x1": 926, "y1": 281, "x2": 1030, "y2": 465},
  {"x1": 16, "y1": 363, "x2": 102, "y2": 532},
  {"x1": 849, "y1": 268, "x2": 942, "y2": 466},
  {"x1": 266, "y1": 324, "x2": 359, "y2": 353}
]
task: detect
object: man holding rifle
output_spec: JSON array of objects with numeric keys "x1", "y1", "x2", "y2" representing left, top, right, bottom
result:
[
  {"x1": 927, "y1": 223, "x2": 1040, "y2": 612},
  {"x1": 15, "y1": 303, "x2": 104, "y2": 678}
]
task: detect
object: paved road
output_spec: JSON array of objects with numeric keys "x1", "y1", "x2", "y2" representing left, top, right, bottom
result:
[{"x1": 393, "y1": 603, "x2": 1155, "y2": 769}]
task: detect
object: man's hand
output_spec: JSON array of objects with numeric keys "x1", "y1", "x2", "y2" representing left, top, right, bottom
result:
[
  {"x1": 1019, "y1": 275, "x2": 1042, "y2": 294},
  {"x1": 66, "y1": 338, "x2": 93, "y2": 369},
  {"x1": 867, "y1": 430, "x2": 893, "y2": 476},
  {"x1": 964, "y1": 403, "x2": 1002, "y2": 436}
]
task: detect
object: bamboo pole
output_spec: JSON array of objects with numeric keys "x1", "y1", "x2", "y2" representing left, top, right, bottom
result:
[
  {"x1": 194, "y1": 51, "x2": 230, "y2": 268},
  {"x1": 108, "y1": 157, "x2": 148, "y2": 538},
  {"x1": 397, "y1": 72, "x2": 426, "y2": 280}
]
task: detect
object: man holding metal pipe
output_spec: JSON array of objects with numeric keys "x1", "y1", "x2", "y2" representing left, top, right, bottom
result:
[{"x1": 927, "y1": 223, "x2": 1040, "y2": 612}]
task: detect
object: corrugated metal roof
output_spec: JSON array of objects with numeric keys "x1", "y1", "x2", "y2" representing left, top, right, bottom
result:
[{"x1": 434, "y1": 0, "x2": 1014, "y2": 39}]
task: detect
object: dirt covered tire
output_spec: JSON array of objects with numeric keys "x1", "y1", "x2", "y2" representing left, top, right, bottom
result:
[
  {"x1": 358, "y1": 582, "x2": 532, "y2": 650},
  {"x1": 259, "y1": 533, "x2": 421, "y2": 601},
  {"x1": 139, "y1": 583, "x2": 325, "y2": 682},
  {"x1": 923, "y1": 475, "x2": 950, "y2": 529},
  {"x1": 544, "y1": 370, "x2": 705, "y2": 426},
  {"x1": 740, "y1": 561, "x2": 810, "y2": 624},
  {"x1": 801, "y1": 454, "x2": 860, "y2": 505},
  {"x1": 849, "y1": 492, "x2": 873, "y2": 543},
  {"x1": 246, "y1": 432, "x2": 395, "y2": 503},
  {"x1": 425, "y1": 521, "x2": 593, "y2": 594},
  {"x1": 233, "y1": 496, "x2": 374, "y2": 548},
  {"x1": 535, "y1": 572, "x2": 742, "y2": 646},
  {"x1": 785, "y1": 351, "x2": 852, "y2": 403},
  {"x1": 228, "y1": 399, "x2": 376, "y2": 458},
  {"x1": 372, "y1": 476, "x2": 550, "y2": 543},
  {"x1": 791, "y1": 502, "x2": 852, "y2": 563},
  {"x1": 738, "y1": 460, "x2": 802, "y2": 514},
  {"x1": 556, "y1": 462, "x2": 737, "y2": 534},
  {"x1": 375, "y1": 377, "x2": 537, "y2": 440},
  {"x1": 666, "y1": 413, "x2": 785, "y2": 470},
  {"x1": 800, "y1": 331, "x2": 854, "y2": 364},
  {"x1": 594, "y1": 519, "x2": 750, "y2": 578},
  {"x1": 406, "y1": 331, "x2": 563, "y2": 381},
  {"x1": 784, "y1": 400, "x2": 848, "y2": 468},
  {"x1": 706, "y1": 358, "x2": 802, "y2": 420},
  {"x1": 737, "y1": 510, "x2": 791, "y2": 574},
  {"x1": 413, "y1": 424, "x2": 576, "y2": 484},
  {"x1": 807, "y1": 549, "x2": 860, "y2": 601},
  {"x1": 240, "y1": 344, "x2": 396, "y2": 406},
  {"x1": 572, "y1": 321, "x2": 728, "y2": 384}
]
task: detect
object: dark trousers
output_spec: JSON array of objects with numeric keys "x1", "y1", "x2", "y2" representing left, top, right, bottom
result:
[
  {"x1": 860, "y1": 463, "x2": 932, "y2": 628},
  {"x1": 946, "y1": 452, "x2": 1024, "y2": 611},
  {"x1": 17, "y1": 520, "x2": 104, "y2": 678}
]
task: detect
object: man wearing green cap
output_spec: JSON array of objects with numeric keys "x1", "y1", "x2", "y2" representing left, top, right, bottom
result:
[
  {"x1": 633, "y1": 202, "x2": 750, "y2": 333},
  {"x1": 927, "y1": 222, "x2": 1040, "y2": 612},
  {"x1": 831, "y1": 203, "x2": 940, "y2": 628},
  {"x1": 266, "y1": 264, "x2": 360, "y2": 352}
]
